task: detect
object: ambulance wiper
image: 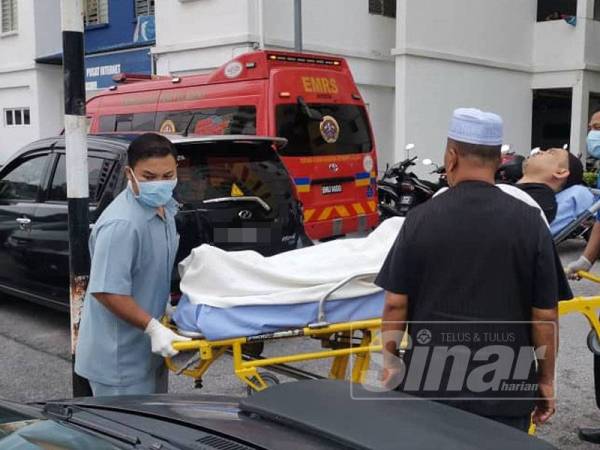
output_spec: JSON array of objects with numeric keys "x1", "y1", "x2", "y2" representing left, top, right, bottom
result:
[
  {"x1": 181, "y1": 112, "x2": 198, "y2": 137},
  {"x1": 297, "y1": 96, "x2": 323, "y2": 121}
]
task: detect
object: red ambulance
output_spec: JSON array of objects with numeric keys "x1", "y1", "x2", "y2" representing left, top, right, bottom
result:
[{"x1": 86, "y1": 50, "x2": 379, "y2": 240}]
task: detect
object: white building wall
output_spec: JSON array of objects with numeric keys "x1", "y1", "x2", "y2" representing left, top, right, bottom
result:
[
  {"x1": 262, "y1": 0, "x2": 395, "y2": 59},
  {"x1": 533, "y1": 20, "x2": 586, "y2": 71},
  {"x1": 392, "y1": 0, "x2": 600, "y2": 178},
  {"x1": 0, "y1": 0, "x2": 63, "y2": 164},
  {"x1": 35, "y1": 66, "x2": 64, "y2": 138},
  {"x1": 399, "y1": 0, "x2": 535, "y2": 68},
  {"x1": 0, "y1": 0, "x2": 36, "y2": 67},
  {"x1": 33, "y1": 0, "x2": 61, "y2": 60},
  {"x1": 0, "y1": 72, "x2": 35, "y2": 161},
  {"x1": 154, "y1": 0, "x2": 254, "y2": 74},
  {"x1": 585, "y1": 20, "x2": 600, "y2": 68},
  {"x1": 0, "y1": 0, "x2": 62, "y2": 164},
  {"x1": 396, "y1": 56, "x2": 532, "y2": 179},
  {"x1": 394, "y1": 0, "x2": 535, "y2": 178},
  {"x1": 0, "y1": 0, "x2": 36, "y2": 163}
]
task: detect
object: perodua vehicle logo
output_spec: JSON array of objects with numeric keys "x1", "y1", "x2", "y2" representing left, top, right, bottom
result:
[
  {"x1": 328, "y1": 163, "x2": 340, "y2": 173},
  {"x1": 238, "y1": 210, "x2": 253, "y2": 220}
]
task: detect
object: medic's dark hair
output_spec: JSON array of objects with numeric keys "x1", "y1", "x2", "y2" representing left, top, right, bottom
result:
[
  {"x1": 447, "y1": 138, "x2": 501, "y2": 166},
  {"x1": 127, "y1": 133, "x2": 177, "y2": 168}
]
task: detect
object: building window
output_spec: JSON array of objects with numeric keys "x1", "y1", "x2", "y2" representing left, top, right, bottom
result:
[
  {"x1": 594, "y1": 0, "x2": 600, "y2": 20},
  {"x1": 536, "y1": 0, "x2": 576, "y2": 22},
  {"x1": 135, "y1": 0, "x2": 155, "y2": 16},
  {"x1": 369, "y1": 0, "x2": 396, "y2": 18},
  {"x1": 85, "y1": 0, "x2": 109, "y2": 26},
  {"x1": 4, "y1": 108, "x2": 30, "y2": 127},
  {"x1": 1, "y1": 0, "x2": 17, "y2": 33}
]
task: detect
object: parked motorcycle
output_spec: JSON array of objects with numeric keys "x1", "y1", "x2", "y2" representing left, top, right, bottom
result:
[
  {"x1": 495, "y1": 145, "x2": 525, "y2": 184},
  {"x1": 377, "y1": 145, "x2": 442, "y2": 219},
  {"x1": 421, "y1": 158, "x2": 447, "y2": 190}
]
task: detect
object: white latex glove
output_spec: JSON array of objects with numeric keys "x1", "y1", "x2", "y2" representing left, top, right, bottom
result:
[
  {"x1": 565, "y1": 256, "x2": 592, "y2": 279},
  {"x1": 165, "y1": 300, "x2": 176, "y2": 319},
  {"x1": 144, "y1": 318, "x2": 190, "y2": 357}
]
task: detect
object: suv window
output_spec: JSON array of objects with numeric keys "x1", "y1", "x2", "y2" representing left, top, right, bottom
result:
[
  {"x1": 99, "y1": 115, "x2": 115, "y2": 132},
  {"x1": 49, "y1": 155, "x2": 114, "y2": 203},
  {"x1": 174, "y1": 141, "x2": 289, "y2": 207},
  {"x1": 0, "y1": 154, "x2": 48, "y2": 201},
  {"x1": 189, "y1": 106, "x2": 256, "y2": 135},
  {"x1": 156, "y1": 106, "x2": 256, "y2": 135}
]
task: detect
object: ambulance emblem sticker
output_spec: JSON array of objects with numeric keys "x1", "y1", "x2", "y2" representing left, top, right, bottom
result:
[
  {"x1": 159, "y1": 120, "x2": 176, "y2": 133},
  {"x1": 224, "y1": 62, "x2": 243, "y2": 79},
  {"x1": 319, "y1": 115, "x2": 340, "y2": 144}
]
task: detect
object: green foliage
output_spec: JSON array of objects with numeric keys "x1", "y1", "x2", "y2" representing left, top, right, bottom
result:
[{"x1": 583, "y1": 171, "x2": 598, "y2": 187}]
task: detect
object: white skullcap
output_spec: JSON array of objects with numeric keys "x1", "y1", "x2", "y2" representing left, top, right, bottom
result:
[{"x1": 448, "y1": 108, "x2": 503, "y2": 146}]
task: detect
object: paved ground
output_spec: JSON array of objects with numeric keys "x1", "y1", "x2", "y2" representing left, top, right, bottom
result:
[{"x1": 1, "y1": 239, "x2": 600, "y2": 448}]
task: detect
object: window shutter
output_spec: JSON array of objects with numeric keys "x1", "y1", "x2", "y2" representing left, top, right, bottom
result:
[
  {"x1": 85, "y1": 0, "x2": 108, "y2": 25},
  {"x1": 135, "y1": 0, "x2": 155, "y2": 16},
  {"x1": 98, "y1": 0, "x2": 108, "y2": 23},
  {"x1": 1, "y1": 0, "x2": 17, "y2": 33}
]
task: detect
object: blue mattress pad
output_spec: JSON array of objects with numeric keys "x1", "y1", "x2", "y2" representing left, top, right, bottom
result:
[{"x1": 173, "y1": 292, "x2": 385, "y2": 341}]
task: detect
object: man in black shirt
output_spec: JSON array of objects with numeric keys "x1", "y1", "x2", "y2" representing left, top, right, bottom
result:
[{"x1": 376, "y1": 108, "x2": 572, "y2": 432}]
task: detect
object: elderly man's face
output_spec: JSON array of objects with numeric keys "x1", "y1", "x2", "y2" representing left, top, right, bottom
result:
[
  {"x1": 522, "y1": 148, "x2": 568, "y2": 177},
  {"x1": 589, "y1": 112, "x2": 600, "y2": 131}
]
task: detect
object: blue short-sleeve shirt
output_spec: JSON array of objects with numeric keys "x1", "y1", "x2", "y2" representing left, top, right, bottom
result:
[{"x1": 75, "y1": 188, "x2": 179, "y2": 386}]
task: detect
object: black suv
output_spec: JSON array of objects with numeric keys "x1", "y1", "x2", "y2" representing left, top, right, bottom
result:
[{"x1": 0, "y1": 134, "x2": 303, "y2": 310}]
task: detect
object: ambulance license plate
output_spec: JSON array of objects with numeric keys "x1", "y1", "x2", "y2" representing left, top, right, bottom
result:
[{"x1": 321, "y1": 184, "x2": 343, "y2": 195}]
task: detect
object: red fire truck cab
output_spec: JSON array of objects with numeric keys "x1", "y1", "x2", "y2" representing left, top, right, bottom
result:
[{"x1": 87, "y1": 50, "x2": 379, "y2": 240}]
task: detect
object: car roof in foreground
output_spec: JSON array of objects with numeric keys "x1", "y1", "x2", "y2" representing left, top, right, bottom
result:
[
  {"x1": 38, "y1": 392, "x2": 338, "y2": 450},
  {"x1": 240, "y1": 380, "x2": 557, "y2": 450},
  {"x1": 39, "y1": 380, "x2": 557, "y2": 450}
]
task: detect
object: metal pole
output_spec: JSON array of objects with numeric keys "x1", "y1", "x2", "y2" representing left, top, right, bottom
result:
[
  {"x1": 294, "y1": 0, "x2": 302, "y2": 52},
  {"x1": 61, "y1": 0, "x2": 92, "y2": 397}
]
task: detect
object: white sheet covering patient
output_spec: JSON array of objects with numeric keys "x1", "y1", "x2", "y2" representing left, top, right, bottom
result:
[{"x1": 178, "y1": 217, "x2": 404, "y2": 309}]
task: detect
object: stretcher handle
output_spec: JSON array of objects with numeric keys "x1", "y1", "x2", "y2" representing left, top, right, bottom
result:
[
  {"x1": 309, "y1": 271, "x2": 379, "y2": 329},
  {"x1": 589, "y1": 188, "x2": 600, "y2": 196},
  {"x1": 578, "y1": 270, "x2": 600, "y2": 284}
]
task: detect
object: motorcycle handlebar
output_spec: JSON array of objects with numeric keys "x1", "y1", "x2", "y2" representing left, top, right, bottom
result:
[{"x1": 383, "y1": 156, "x2": 420, "y2": 178}]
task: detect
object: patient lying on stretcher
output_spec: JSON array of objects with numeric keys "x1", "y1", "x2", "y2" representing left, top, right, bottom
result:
[
  {"x1": 172, "y1": 217, "x2": 404, "y2": 340},
  {"x1": 514, "y1": 148, "x2": 595, "y2": 236}
]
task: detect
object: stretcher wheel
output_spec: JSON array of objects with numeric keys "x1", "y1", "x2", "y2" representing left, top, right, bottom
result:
[
  {"x1": 246, "y1": 372, "x2": 280, "y2": 396},
  {"x1": 587, "y1": 330, "x2": 600, "y2": 356}
]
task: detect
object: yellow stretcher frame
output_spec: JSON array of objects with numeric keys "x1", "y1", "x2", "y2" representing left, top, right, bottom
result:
[
  {"x1": 164, "y1": 318, "x2": 382, "y2": 392},
  {"x1": 165, "y1": 269, "x2": 600, "y2": 438},
  {"x1": 558, "y1": 271, "x2": 600, "y2": 338}
]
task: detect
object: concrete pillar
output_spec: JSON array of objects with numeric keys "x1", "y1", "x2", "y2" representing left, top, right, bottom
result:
[
  {"x1": 393, "y1": 55, "x2": 407, "y2": 166},
  {"x1": 571, "y1": 71, "x2": 590, "y2": 157}
]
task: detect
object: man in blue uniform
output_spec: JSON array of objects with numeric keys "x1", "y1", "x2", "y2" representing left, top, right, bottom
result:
[{"x1": 75, "y1": 133, "x2": 189, "y2": 396}]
